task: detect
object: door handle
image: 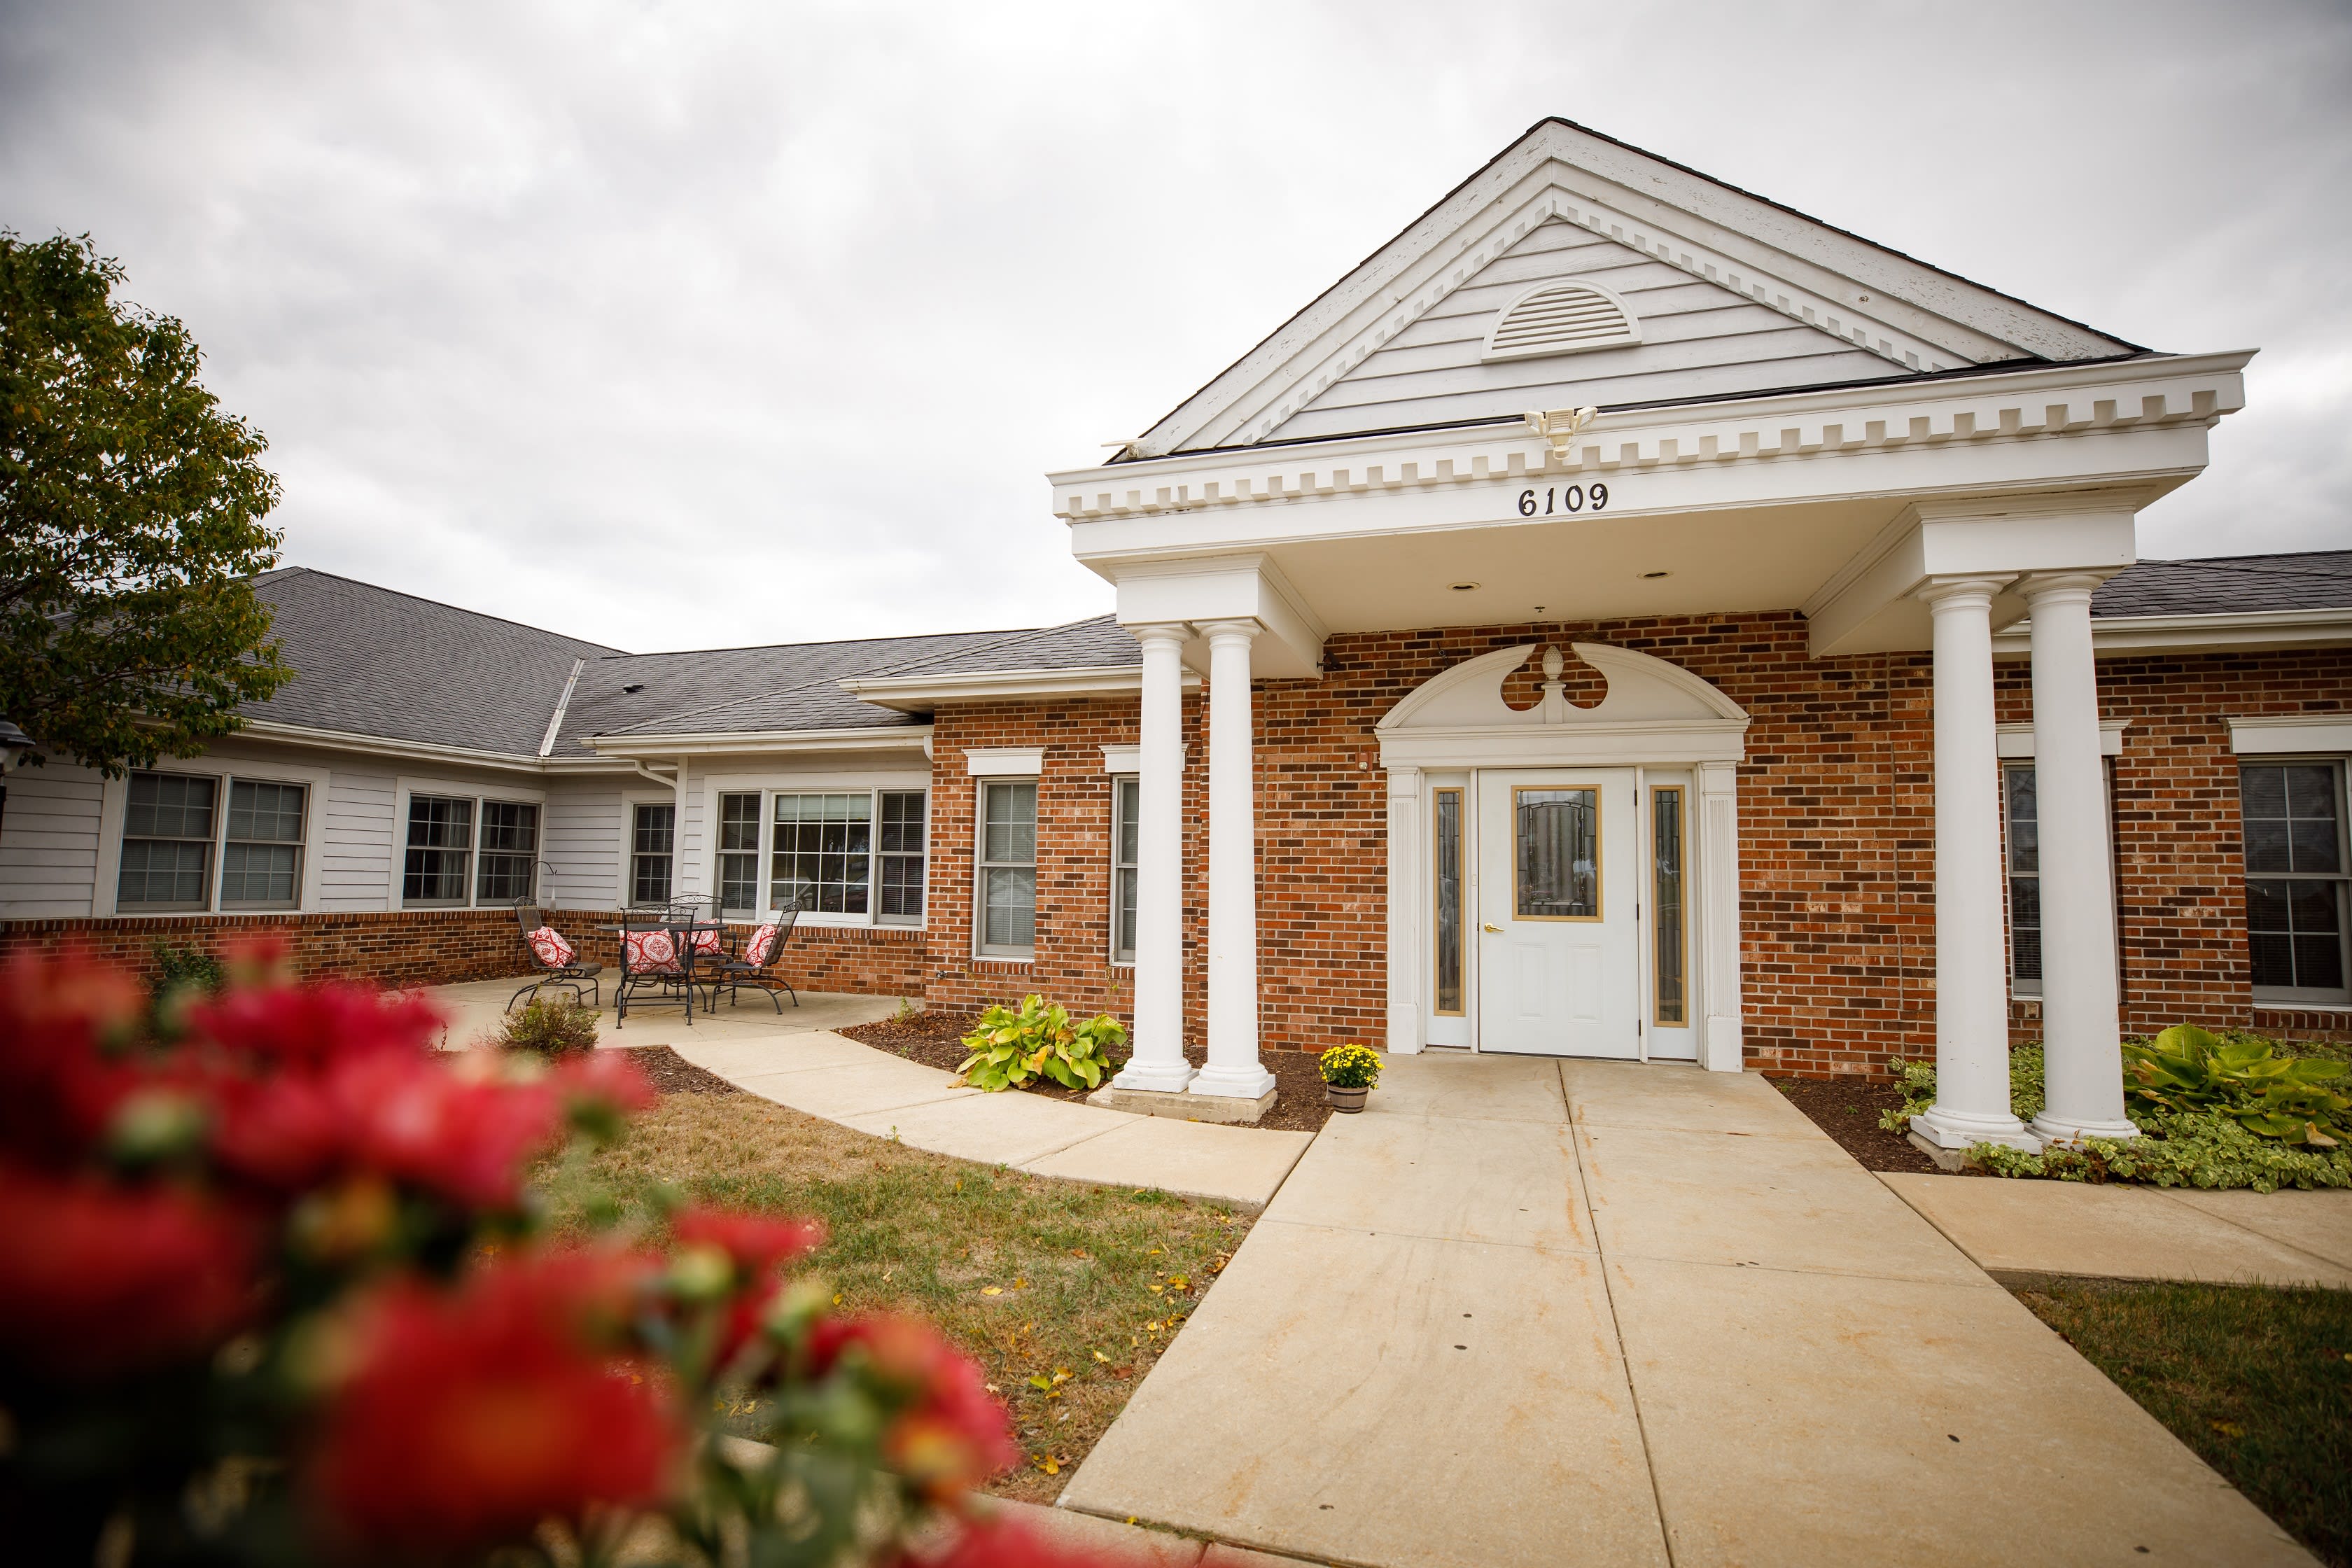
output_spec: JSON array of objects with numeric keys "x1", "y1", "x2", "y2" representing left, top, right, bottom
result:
[{"x1": 1482, "y1": 923, "x2": 1502, "y2": 934}]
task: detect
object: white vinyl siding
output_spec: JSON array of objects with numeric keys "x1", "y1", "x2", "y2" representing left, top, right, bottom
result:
[
  {"x1": 0, "y1": 764, "x2": 106, "y2": 917},
  {"x1": 1269, "y1": 219, "x2": 1893, "y2": 443},
  {"x1": 318, "y1": 769, "x2": 398, "y2": 911}
]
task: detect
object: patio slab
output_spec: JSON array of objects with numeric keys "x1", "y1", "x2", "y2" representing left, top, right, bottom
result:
[
  {"x1": 1878, "y1": 1172, "x2": 2352, "y2": 1289},
  {"x1": 1364, "y1": 1049, "x2": 1567, "y2": 1124},
  {"x1": 1021, "y1": 1116, "x2": 1313, "y2": 1211},
  {"x1": 1267, "y1": 1107, "x2": 1592, "y2": 1252},
  {"x1": 713, "y1": 1051, "x2": 977, "y2": 1122},
  {"x1": 1558, "y1": 1056, "x2": 1821, "y2": 1140},
  {"x1": 840, "y1": 1088, "x2": 1134, "y2": 1168},
  {"x1": 425, "y1": 976, "x2": 903, "y2": 1051}
]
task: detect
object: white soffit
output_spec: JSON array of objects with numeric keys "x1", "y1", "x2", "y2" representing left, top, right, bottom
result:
[
  {"x1": 1995, "y1": 720, "x2": 2129, "y2": 759},
  {"x1": 1130, "y1": 118, "x2": 2140, "y2": 458},
  {"x1": 965, "y1": 746, "x2": 1044, "y2": 776},
  {"x1": 2229, "y1": 714, "x2": 2352, "y2": 756}
]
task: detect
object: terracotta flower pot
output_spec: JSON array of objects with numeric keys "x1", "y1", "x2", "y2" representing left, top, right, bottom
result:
[{"x1": 1325, "y1": 1084, "x2": 1370, "y2": 1114}]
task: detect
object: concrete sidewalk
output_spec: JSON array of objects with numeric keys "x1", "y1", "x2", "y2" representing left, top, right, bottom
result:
[
  {"x1": 1880, "y1": 1172, "x2": 2352, "y2": 1288},
  {"x1": 424, "y1": 979, "x2": 1313, "y2": 1211},
  {"x1": 1059, "y1": 1052, "x2": 2314, "y2": 1568}
]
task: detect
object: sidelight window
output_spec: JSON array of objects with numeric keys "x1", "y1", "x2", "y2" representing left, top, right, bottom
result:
[
  {"x1": 1434, "y1": 788, "x2": 1464, "y2": 1014},
  {"x1": 1651, "y1": 786, "x2": 1686, "y2": 1026}
]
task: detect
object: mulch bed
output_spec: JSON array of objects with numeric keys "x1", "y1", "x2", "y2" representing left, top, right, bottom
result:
[
  {"x1": 611, "y1": 1044, "x2": 741, "y2": 1096},
  {"x1": 837, "y1": 1012, "x2": 1334, "y2": 1133},
  {"x1": 1769, "y1": 1075, "x2": 1951, "y2": 1174}
]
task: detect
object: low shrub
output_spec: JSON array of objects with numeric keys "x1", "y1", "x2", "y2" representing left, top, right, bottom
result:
[
  {"x1": 495, "y1": 995, "x2": 601, "y2": 1057},
  {"x1": 1317, "y1": 1043, "x2": 1382, "y2": 1089},
  {"x1": 2122, "y1": 1025, "x2": 2348, "y2": 1145},
  {"x1": 956, "y1": 994, "x2": 1124, "y2": 1091},
  {"x1": 149, "y1": 939, "x2": 223, "y2": 1000}
]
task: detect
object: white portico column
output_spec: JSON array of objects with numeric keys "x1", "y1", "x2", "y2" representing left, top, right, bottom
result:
[
  {"x1": 1193, "y1": 618, "x2": 1277, "y2": 1100},
  {"x1": 1912, "y1": 579, "x2": 2040, "y2": 1152},
  {"x1": 1113, "y1": 624, "x2": 1196, "y2": 1093},
  {"x1": 2024, "y1": 574, "x2": 2138, "y2": 1144}
]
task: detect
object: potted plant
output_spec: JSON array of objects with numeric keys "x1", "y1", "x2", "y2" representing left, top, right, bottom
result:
[{"x1": 1318, "y1": 1043, "x2": 1382, "y2": 1112}]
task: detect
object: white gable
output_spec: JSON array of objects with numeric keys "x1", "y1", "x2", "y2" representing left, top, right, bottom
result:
[
  {"x1": 1269, "y1": 217, "x2": 1898, "y2": 444},
  {"x1": 1138, "y1": 120, "x2": 2142, "y2": 457}
]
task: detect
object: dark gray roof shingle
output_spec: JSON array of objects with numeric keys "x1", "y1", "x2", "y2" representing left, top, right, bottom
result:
[
  {"x1": 248, "y1": 568, "x2": 623, "y2": 755},
  {"x1": 2094, "y1": 550, "x2": 2352, "y2": 619},
  {"x1": 848, "y1": 615, "x2": 1142, "y2": 680}
]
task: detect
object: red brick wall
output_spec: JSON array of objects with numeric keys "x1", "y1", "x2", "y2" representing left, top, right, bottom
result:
[{"x1": 0, "y1": 909, "x2": 528, "y2": 989}]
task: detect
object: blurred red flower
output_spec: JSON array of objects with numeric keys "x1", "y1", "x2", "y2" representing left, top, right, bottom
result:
[
  {"x1": 0, "y1": 953, "x2": 147, "y2": 1167},
  {"x1": 911, "y1": 1516, "x2": 1149, "y2": 1567},
  {"x1": 810, "y1": 1315, "x2": 1018, "y2": 1497},
  {"x1": 0, "y1": 1165, "x2": 259, "y2": 1378},
  {"x1": 673, "y1": 1205, "x2": 825, "y2": 1278},
  {"x1": 309, "y1": 1250, "x2": 680, "y2": 1553}
]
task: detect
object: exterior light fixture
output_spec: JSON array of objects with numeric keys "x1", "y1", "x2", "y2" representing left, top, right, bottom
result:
[
  {"x1": 1450, "y1": 582, "x2": 1480, "y2": 592},
  {"x1": 1642, "y1": 570, "x2": 1671, "y2": 579},
  {"x1": 0, "y1": 716, "x2": 32, "y2": 774}
]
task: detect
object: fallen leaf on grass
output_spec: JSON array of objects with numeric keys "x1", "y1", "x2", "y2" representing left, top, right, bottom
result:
[
  {"x1": 981, "y1": 1287, "x2": 1002, "y2": 1296},
  {"x1": 1036, "y1": 1455, "x2": 1060, "y2": 1476},
  {"x1": 1091, "y1": 1350, "x2": 1110, "y2": 1364}
]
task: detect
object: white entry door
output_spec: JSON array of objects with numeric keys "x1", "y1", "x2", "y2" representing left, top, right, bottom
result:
[{"x1": 1476, "y1": 769, "x2": 1639, "y2": 1058}]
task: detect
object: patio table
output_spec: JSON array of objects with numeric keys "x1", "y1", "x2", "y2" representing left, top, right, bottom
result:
[{"x1": 598, "y1": 920, "x2": 730, "y2": 1025}]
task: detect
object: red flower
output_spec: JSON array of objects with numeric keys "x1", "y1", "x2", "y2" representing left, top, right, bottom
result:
[
  {"x1": 187, "y1": 981, "x2": 444, "y2": 1072},
  {"x1": 673, "y1": 1205, "x2": 825, "y2": 1279},
  {"x1": 550, "y1": 1048, "x2": 658, "y2": 1116},
  {"x1": 0, "y1": 1165, "x2": 259, "y2": 1379},
  {"x1": 0, "y1": 953, "x2": 146, "y2": 1166},
  {"x1": 808, "y1": 1315, "x2": 1017, "y2": 1497},
  {"x1": 309, "y1": 1251, "x2": 680, "y2": 1553},
  {"x1": 911, "y1": 1516, "x2": 1155, "y2": 1567}
]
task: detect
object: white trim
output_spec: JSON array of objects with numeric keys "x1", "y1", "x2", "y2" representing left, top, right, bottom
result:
[
  {"x1": 95, "y1": 755, "x2": 331, "y2": 918},
  {"x1": 1100, "y1": 743, "x2": 1188, "y2": 774},
  {"x1": 2228, "y1": 714, "x2": 2352, "y2": 756},
  {"x1": 1994, "y1": 608, "x2": 2352, "y2": 659},
  {"x1": 841, "y1": 667, "x2": 1198, "y2": 711},
  {"x1": 965, "y1": 747, "x2": 1044, "y2": 778},
  {"x1": 587, "y1": 727, "x2": 934, "y2": 757},
  {"x1": 1996, "y1": 720, "x2": 2129, "y2": 759},
  {"x1": 237, "y1": 718, "x2": 547, "y2": 774}
]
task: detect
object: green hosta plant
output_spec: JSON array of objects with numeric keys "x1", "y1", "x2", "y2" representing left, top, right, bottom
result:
[
  {"x1": 1317, "y1": 1043, "x2": 1382, "y2": 1089},
  {"x1": 956, "y1": 994, "x2": 1125, "y2": 1091},
  {"x1": 2124, "y1": 1025, "x2": 2349, "y2": 1147}
]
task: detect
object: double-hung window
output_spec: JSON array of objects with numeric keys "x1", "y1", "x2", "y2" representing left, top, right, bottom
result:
[
  {"x1": 1111, "y1": 777, "x2": 1139, "y2": 962},
  {"x1": 979, "y1": 780, "x2": 1037, "y2": 957},
  {"x1": 2242, "y1": 761, "x2": 2349, "y2": 1004},
  {"x1": 403, "y1": 796, "x2": 475, "y2": 905},
  {"x1": 631, "y1": 803, "x2": 676, "y2": 906},
  {"x1": 878, "y1": 790, "x2": 926, "y2": 925},
  {"x1": 119, "y1": 771, "x2": 311, "y2": 913},
  {"x1": 476, "y1": 802, "x2": 540, "y2": 903},
  {"x1": 717, "y1": 794, "x2": 762, "y2": 915}
]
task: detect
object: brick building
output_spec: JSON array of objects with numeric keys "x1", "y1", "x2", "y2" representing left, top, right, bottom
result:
[{"x1": 4, "y1": 121, "x2": 2346, "y2": 1156}]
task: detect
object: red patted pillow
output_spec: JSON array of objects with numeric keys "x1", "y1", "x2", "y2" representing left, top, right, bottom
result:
[
  {"x1": 526, "y1": 926, "x2": 575, "y2": 967},
  {"x1": 690, "y1": 927, "x2": 727, "y2": 957},
  {"x1": 622, "y1": 928, "x2": 680, "y2": 974},
  {"x1": 743, "y1": 923, "x2": 782, "y2": 967}
]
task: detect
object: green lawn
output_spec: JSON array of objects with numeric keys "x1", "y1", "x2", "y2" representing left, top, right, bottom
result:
[
  {"x1": 2014, "y1": 1278, "x2": 2352, "y2": 1566},
  {"x1": 535, "y1": 1089, "x2": 1247, "y2": 1501}
]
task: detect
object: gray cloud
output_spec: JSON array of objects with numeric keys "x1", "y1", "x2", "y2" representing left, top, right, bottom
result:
[{"x1": 4, "y1": 0, "x2": 2346, "y2": 652}]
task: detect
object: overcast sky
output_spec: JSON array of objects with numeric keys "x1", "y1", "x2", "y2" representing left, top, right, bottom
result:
[{"x1": 4, "y1": 0, "x2": 2348, "y2": 654}]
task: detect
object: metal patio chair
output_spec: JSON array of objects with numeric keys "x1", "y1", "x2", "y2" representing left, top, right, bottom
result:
[
  {"x1": 704, "y1": 899, "x2": 806, "y2": 1014},
  {"x1": 612, "y1": 911, "x2": 716, "y2": 1029},
  {"x1": 509, "y1": 894, "x2": 603, "y2": 1012}
]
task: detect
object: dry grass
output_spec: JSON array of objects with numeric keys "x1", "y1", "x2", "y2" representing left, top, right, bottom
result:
[{"x1": 534, "y1": 1091, "x2": 1250, "y2": 1501}]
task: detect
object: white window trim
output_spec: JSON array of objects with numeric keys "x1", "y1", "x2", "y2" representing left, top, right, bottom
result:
[
  {"x1": 2236, "y1": 752, "x2": 2352, "y2": 1007},
  {"x1": 2229, "y1": 715, "x2": 2352, "y2": 756},
  {"x1": 97, "y1": 757, "x2": 331, "y2": 918},
  {"x1": 1098, "y1": 743, "x2": 1184, "y2": 774},
  {"x1": 974, "y1": 775, "x2": 1038, "y2": 960},
  {"x1": 390, "y1": 774, "x2": 550, "y2": 911},
  {"x1": 617, "y1": 790, "x2": 682, "y2": 912},
  {"x1": 1998, "y1": 757, "x2": 2121, "y2": 1002},
  {"x1": 1994, "y1": 720, "x2": 2129, "y2": 759},
  {"x1": 966, "y1": 747, "x2": 1043, "y2": 777},
  {"x1": 695, "y1": 771, "x2": 932, "y2": 930}
]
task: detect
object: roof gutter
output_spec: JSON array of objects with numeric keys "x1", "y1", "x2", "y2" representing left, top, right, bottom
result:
[
  {"x1": 584, "y1": 726, "x2": 934, "y2": 759},
  {"x1": 1991, "y1": 607, "x2": 2352, "y2": 659}
]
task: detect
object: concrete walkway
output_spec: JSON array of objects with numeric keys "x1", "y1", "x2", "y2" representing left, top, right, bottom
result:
[
  {"x1": 425, "y1": 979, "x2": 1312, "y2": 1211},
  {"x1": 1881, "y1": 1172, "x2": 2352, "y2": 1288},
  {"x1": 1060, "y1": 1052, "x2": 2314, "y2": 1568}
]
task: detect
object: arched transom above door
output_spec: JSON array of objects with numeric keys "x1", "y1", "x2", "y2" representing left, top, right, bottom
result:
[{"x1": 1375, "y1": 642, "x2": 1750, "y2": 770}]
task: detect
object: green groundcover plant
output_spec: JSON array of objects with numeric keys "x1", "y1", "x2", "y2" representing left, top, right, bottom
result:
[
  {"x1": 1317, "y1": 1044, "x2": 1382, "y2": 1090},
  {"x1": 1879, "y1": 1029, "x2": 2352, "y2": 1191},
  {"x1": 956, "y1": 995, "x2": 1126, "y2": 1092}
]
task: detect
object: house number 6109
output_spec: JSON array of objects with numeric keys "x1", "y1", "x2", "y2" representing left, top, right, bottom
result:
[{"x1": 1518, "y1": 484, "x2": 1608, "y2": 516}]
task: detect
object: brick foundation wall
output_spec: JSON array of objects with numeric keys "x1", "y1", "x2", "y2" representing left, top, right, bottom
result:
[{"x1": 0, "y1": 909, "x2": 528, "y2": 990}]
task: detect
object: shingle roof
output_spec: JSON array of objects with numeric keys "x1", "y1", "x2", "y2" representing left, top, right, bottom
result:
[
  {"x1": 2094, "y1": 550, "x2": 2352, "y2": 619},
  {"x1": 848, "y1": 615, "x2": 1142, "y2": 680},
  {"x1": 248, "y1": 568, "x2": 622, "y2": 755}
]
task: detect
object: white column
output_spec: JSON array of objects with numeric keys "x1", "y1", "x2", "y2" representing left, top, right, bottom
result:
[
  {"x1": 1114, "y1": 624, "x2": 1196, "y2": 1093},
  {"x1": 1912, "y1": 579, "x2": 2040, "y2": 1152},
  {"x1": 2024, "y1": 574, "x2": 2138, "y2": 1143},
  {"x1": 1193, "y1": 618, "x2": 1276, "y2": 1100},
  {"x1": 1385, "y1": 766, "x2": 1423, "y2": 1056}
]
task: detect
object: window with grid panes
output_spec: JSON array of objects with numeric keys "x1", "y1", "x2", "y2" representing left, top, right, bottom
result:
[
  {"x1": 2241, "y1": 762, "x2": 2350, "y2": 1002},
  {"x1": 631, "y1": 803, "x2": 676, "y2": 906},
  {"x1": 717, "y1": 793, "x2": 762, "y2": 914},
  {"x1": 771, "y1": 793, "x2": 870, "y2": 914},
  {"x1": 979, "y1": 780, "x2": 1036, "y2": 955},
  {"x1": 877, "y1": 790, "x2": 926, "y2": 924},
  {"x1": 118, "y1": 773, "x2": 218, "y2": 911},
  {"x1": 220, "y1": 780, "x2": 306, "y2": 909},
  {"x1": 402, "y1": 796, "x2": 475, "y2": 904},
  {"x1": 475, "y1": 801, "x2": 539, "y2": 904},
  {"x1": 1112, "y1": 777, "x2": 1138, "y2": 962},
  {"x1": 2002, "y1": 764, "x2": 2041, "y2": 994}
]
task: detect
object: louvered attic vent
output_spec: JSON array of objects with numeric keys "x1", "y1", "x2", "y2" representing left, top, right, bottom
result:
[{"x1": 1481, "y1": 279, "x2": 1642, "y2": 362}]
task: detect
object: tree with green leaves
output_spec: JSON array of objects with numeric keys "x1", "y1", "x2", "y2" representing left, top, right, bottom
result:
[{"x1": 1, "y1": 232, "x2": 291, "y2": 777}]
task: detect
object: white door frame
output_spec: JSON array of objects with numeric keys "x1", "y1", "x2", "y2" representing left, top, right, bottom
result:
[{"x1": 1378, "y1": 643, "x2": 1750, "y2": 1071}]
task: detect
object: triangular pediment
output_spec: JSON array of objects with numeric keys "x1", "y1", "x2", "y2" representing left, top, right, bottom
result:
[{"x1": 1135, "y1": 120, "x2": 2142, "y2": 456}]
